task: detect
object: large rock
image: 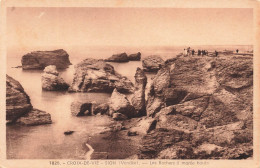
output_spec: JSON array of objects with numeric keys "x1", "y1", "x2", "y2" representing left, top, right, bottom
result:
[
  {"x1": 6, "y1": 75, "x2": 52, "y2": 125},
  {"x1": 41, "y1": 65, "x2": 69, "y2": 91},
  {"x1": 105, "y1": 53, "x2": 129, "y2": 62},
  {"x1": 71, "y1": 101, "x2": 92, "y2": 116},
  {"x1": 128, "y1": 52, "x2": 141, "y2": 61},
  {"x1": 142, "y1": 55, "x2": 164, "y2": 72},
  {"x1": 16, "y1": 108, "x2": 52, "y2": 126},
  {"x1": 69, "y1": 58, "x2": 134, "y2": 93},
  {"x1": 6, "y1": 75, "x2": 32, "y2": 123},
  {"x1": 131, "y1": 68, "x2": 147, "y2": 116},
  {"x1": 108, "y1": 89, "x2": 136, "y2": 119},
  {"x1": 139, "y1": 56, "x2": 253, "y2": 159},
  {"x1": 21, "y1": 49, "x2": 71, "y2": 70}
]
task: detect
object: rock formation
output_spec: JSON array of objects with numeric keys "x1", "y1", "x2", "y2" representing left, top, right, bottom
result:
[
  {"x1": 128, "y1": 52, "x2": 141, "y2": 61},
  {"x1": 41, "y1": 65, "x2": 69, "y2": 91},
  {"x1": 108, "y1": 89, "x2": 136, "y2": 119},
  {"x1": 105, "y1": 53, "x2": 129, "y2": 62},
  {"x1": 6, "y1": 75, "x2": 32, "y2": 123},
  {"x1": 21, "y1": 49, "x2": 71, "y2": 70},
  {"x1": 69, "y1": 58, "x2": 134, "y2": 93},
  {"x1": 131, "y1": 68, "x2": 147, "y2": 116},
  {"x1": 142, "y1": 55, "x2": 164, "y2": 72},
  {"x1": 6, "y1": 75, "x2": 52, "y2": 125},
  {"x1": 71, "y1": 101, "x2": 92, "y2": 116},
  {"x1": 138, "y1": 56, "x2": 253, "y2": 159}
]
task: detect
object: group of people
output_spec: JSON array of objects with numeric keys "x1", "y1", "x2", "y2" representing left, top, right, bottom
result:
[{"x1": 183, "y1": 47, "x2": 209, "y2": 56}]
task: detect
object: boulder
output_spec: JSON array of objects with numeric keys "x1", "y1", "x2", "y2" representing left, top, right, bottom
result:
[
  {"x1": 6, "y1": 75, "x2": 32, "y2": 123},
  {"x1": 69, "y1": 58, "x2": 134, "y2": 93},
  {"x1": 21, "y1": 49, "x2": 71, "y2": 70},
  {"x1": 109, "y1": 89, "x2": 136, "y2": 119},
  {"x1": 71, "y1": 101, "x2": 92, "y2": 116},
  {"x1": 93, "y1": 103, "x2": 109, "y2": 115},
  {"x1": 16, "y1": 108, "x2": 52, "y2": 126},
  {"x1": 142, "y1": 55, "x2": 164, "y2": 72},
  {"x1": 105, "y1": 53, "x2": 129, "y2": 62},
  {"x1": 41, "y1": 65, "x2": 69, "y2": 91},
  {"x1": 6, "y1": 75, "x2": 52, "y2": 125},
  {"x1": 128, "y1": 52, "x2": 141, "y2": 61},
  {"x1": 128, "y1": 117, "x2": 157, "y2": 135},
  {"x1": 131, "y1": 68, "x2": 147, "y2": 116}
]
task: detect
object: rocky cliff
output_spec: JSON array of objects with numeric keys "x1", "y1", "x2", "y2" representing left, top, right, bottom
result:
[
  {"x1": 138, "y1": 56, "x2": 253, "y2": 159},
  {"x1": 21, "y1": 49, "x2": 71, "y2": 70}
]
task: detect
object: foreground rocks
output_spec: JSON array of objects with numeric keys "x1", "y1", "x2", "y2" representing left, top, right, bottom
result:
[
  {"x1": 69, "y1": 58, "x2": 134, "y2": 93},
  {"x1": 138, "y1": 56, "x2": 253, "y2": 159},
  {"x1": 6, "y1": 75, "x2": 52, "y2": 125},
  {"x1": 41, "y1": 65, "x2": 69, "y2": 91},
  {"x1": 21, "y1": 49, "x2": 71, "y2": 70},
  {"x1": 142, "y1": 55, "x2": 164, "y2": 72},
  {"x1": 131, "y1": 68, "x2": 147, "y2": 116}
]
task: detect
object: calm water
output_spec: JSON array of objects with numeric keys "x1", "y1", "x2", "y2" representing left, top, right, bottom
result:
[{"x1": 6, "y1": 45, "x2": 252, "y2": 159}]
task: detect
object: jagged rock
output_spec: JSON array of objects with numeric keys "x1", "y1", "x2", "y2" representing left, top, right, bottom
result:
[
  {"x1": 112, "y1": 113, "x2": 128, "y2": 121},
  {"x1": 156, "y1": 114, "x2": 198, "y2": 132},
  {"x1": 16, "y1": 108, "x2": 52, "y2": 126},
  {"x1": 6, "y1": 75, "x2": 32, "y2": 123},
  {"x1": 41, "y1": 65, "x2": 69, "y2": 91},
  {"x1": 93, "y1": 103, "x2": 109, "y2": 115},
  {"x1": 128, "y1": 117, "x2": 157, "y2": 135},
  {"x1": 128, "y1": 52, "x2": 141, "y2": 61},
  {"x1": 138, "y1": 128, "x2": 191, "y2": 159},
  {"x1": 131, "y1": 68, "x2": 147, "y2": 116},
  {"x1": 69, "y1": 58, "x2": 134, "y2": 93},
  {"x1": 71, "y1": 101, "x2": 92, "y2": 116},
  {"x1": 105, "y1": 53, "x2": 129, "y2": 62},
  {"x1": 109, "y1": 89, "x2": 136, "y2": 119},
  {"x1": 21, "y1": 49, "x2": 71, "y2": 70},
  {"x1": 142, "y1": 55, "x2": 164, "y2": 72},
  {"x1": 140, "y1": 56, "x2": 253, "y2": 159}
]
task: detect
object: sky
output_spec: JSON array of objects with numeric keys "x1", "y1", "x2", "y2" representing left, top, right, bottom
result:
[{"x1": 7, "y1": 7, "x2": 253, "y2": 47}]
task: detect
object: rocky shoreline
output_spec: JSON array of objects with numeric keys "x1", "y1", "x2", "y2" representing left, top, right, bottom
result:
[{"x1": 7, "y1": 49, "x2": 253, "y2": 159}]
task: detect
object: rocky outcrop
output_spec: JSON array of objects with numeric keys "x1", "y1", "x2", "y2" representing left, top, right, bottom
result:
[
  {"x1": 142, "y1": 55, "x2": 164, "y2": 72},
  {"x1": 131, "y1": 68, "x2": 147, "y2": 116},
  {"x1": 105, "y1": 53, "x2": 129, "y2": 62},
  {"x1": 128, "y1": 52, "x2": 141, "y2": 61},
  {"x1": 6, "y1": 75, "x2": 52, "y2": 125},
  {"x1": 41, "y1": 65, "x2": 69, "y2": 91},
  {"x1": 16, "y1": 108, "x2": 52, "y2": 126},
  {"x1": 138, "y1": 56, "x2": 253, "y2": 159},
  {"x1": 21, "y1": 49, "x2": 71, "y2": 70},
  {"x1": 108, "y1": 89, "x2": 136, "y2": 119},
  {"x1": 69, "y1": 58, "x2": 134, "y2": 93},
  {"x1": 71, "y1": 101, "x2": 92, "y2": 116},
  {"x1": 6, "y1": 75, "x2": 32, "y2": 123}
]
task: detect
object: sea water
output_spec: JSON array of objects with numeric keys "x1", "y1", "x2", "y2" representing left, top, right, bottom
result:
[{"x1": 6, "y1": 45, "x2": 252, "y2": 159}]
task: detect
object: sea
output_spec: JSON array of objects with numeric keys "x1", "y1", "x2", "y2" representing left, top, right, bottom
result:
[{"x1": 6, "y1": 45, "x2": 253, "y2": 159}]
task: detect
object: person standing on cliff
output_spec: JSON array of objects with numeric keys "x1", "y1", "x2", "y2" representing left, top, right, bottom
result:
[{"x1": 236, "y1": 49, "x2": 239, "y2": 53}]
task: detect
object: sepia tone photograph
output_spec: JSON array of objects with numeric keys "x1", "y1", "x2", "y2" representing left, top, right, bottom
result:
[{"x1": 0, "y1": 0, "x2": 259, "y2": 167}]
